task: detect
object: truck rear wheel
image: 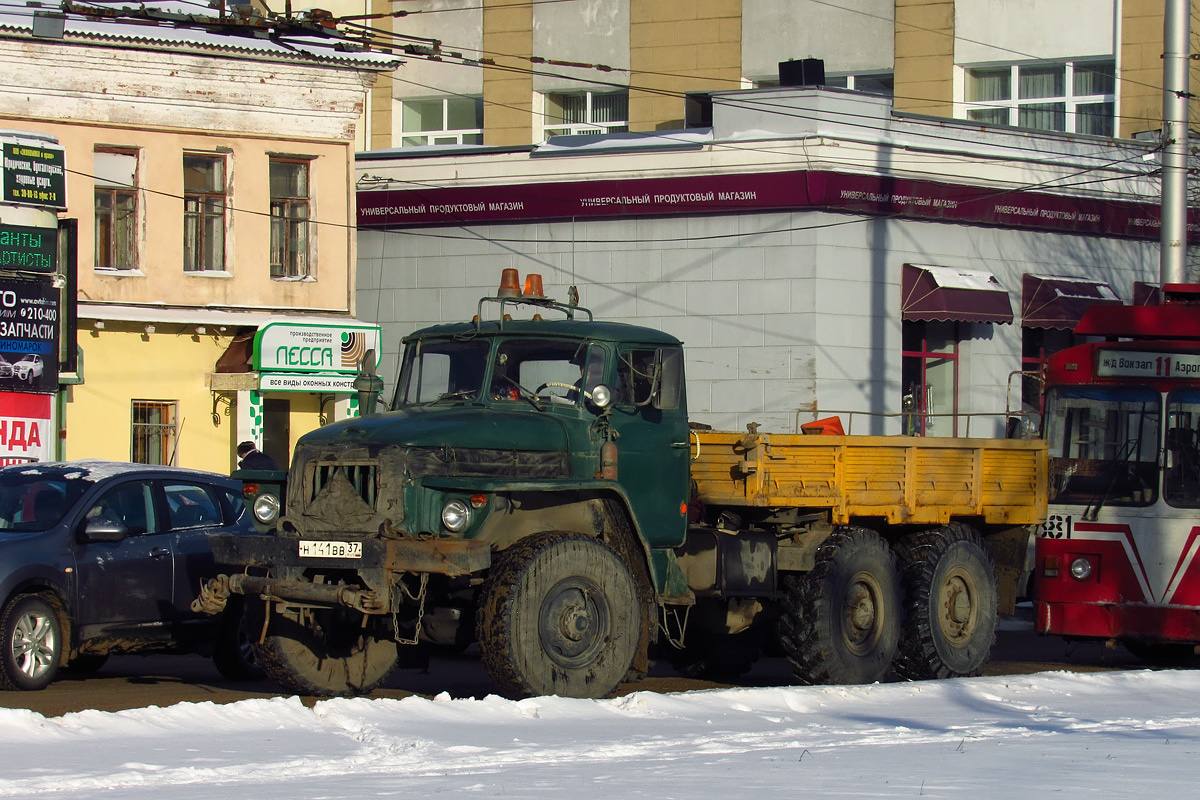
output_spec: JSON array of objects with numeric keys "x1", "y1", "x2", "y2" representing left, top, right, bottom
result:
[
  {"x1": 477, "y1": 532, "x2": 641, "y2": 699},
  {"x1": 780, "y1": 527, "x2": 900, "y2": 685},
  {"x1": 894, "y1": 523, "x2": 997, "y2": 680},
  {"x1": 251, "y1": 600, "x2": 398, "y2": 697}
]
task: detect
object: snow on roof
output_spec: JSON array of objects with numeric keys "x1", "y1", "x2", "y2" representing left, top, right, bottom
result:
[{"x1": 0, "y1": 6, "x2": 401, "y2": 70}]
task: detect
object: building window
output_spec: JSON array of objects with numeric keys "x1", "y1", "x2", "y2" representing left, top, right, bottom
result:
[
  {"x1": 823, "y1": 72, "x2": 895, "y2": 96},
  {"x1": 753, "y1": 72, "x2": 894, "y2": 95},
  {"x1": 94, "y1": 149, "x2": 139, "y2": 271},
  {"x1": 902, "y1": 322, "x2": 961, "y2": 437},
  {"x1": 542, "y1": 91, "x2": 629, "y2": 139},
  {"x1": 131, "y1": 401, "x2": 177, "y2": 466},
  {"x1": 964, "y1": 60, "x2": 1115, "y2": 136},
  {"x1": 400, "y1": 97, "x2": 483, "y2": 146},
  {"x1": 270, "y1": 159, "x2": 311, "y2": 279},
  {"x1": 183, "y1": 154, "x2": 226, "y2": 272}
]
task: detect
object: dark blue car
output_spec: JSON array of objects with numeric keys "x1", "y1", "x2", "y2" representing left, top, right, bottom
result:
[{"x1": 0, "y1": 460, "x2": 260, "y2": 690}]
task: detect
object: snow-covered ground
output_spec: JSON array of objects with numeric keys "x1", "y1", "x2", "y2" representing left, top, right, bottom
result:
[{"x1": 0, "y1": 668, "x2": 1196, "y2": 798}]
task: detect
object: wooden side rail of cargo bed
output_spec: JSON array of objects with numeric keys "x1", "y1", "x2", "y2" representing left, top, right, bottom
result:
[{"x1": 689, "y1": 429, "x2": 1047, "y2": 526}]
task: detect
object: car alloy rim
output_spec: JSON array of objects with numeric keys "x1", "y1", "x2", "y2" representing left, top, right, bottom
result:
[{"x1": 11, "y1": 608, "x2": 57, "y2": 679}]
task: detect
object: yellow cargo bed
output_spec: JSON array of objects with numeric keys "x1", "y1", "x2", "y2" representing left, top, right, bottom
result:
[{"x1": 690, "y1": 428, "x2": 1047, "y2": 526}]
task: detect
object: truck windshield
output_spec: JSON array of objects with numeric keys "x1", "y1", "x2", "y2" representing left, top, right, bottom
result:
[
  {"x1": 1165, "y1": 388, "x2": 1200, "y2": 508},
  {"x1": 1043, "y1": 386, "x2": 1160, "y2": 507},
  {"x1": 393, "y1": 338, "x2": 491, "y2": 406}
]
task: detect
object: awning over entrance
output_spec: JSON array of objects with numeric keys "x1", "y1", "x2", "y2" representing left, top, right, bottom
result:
[
  {"x1": 901, "y1": 263, "x2": 1013, "y2": 324},
  {"x1": 1020, "y1": 274, "x2": 1122, "y2": 329}
]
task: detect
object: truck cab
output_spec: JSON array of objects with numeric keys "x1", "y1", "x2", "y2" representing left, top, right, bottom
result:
[{"x1": 204, "y1": 279, "x2": 691, "y2": 698}]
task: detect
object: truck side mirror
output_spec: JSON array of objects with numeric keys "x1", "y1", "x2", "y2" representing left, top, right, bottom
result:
[{"x1": 654, "y1": 347, "x2": 683, "y2": 410}]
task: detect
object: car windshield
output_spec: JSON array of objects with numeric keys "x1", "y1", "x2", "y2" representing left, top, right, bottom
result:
[
  {"x1": 393, "y1": 338, "x2": 491, "y2": 406},
  {"x1": 0, "y1": 474, "x2": 93, "y2": 532}
]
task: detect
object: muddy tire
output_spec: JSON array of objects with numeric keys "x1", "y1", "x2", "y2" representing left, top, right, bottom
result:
[
  {"x1": 1, "y1": 595, "x2": 62, "y2": 691},
  {"x1": 477, "y1": 532, "x2": 641, "y2": 699},
  {"x1": 252, "y1": 600, "x2": 398, "y2": 697},
  {"x1": 779, "y1": 527, "x2": 900, "y2": 685},
  {"x1": 894, "y1": 523, "x2": 997, "y2": 680},
  {"x1": 213, "y1": 599, "x2": 267, "y2": 682}
]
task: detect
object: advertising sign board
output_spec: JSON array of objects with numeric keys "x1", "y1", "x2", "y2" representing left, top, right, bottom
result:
[
  {"x1": 1, "y1": 141, "x2": 66, "y2": 209},
  {"x1": 0, "y1": 223, "x2": 56, "y2": 273},
  {"x1": 0, "y1": 392, "x2": 52, "y2": 464},
  {"x1": 0, "y1": 278, "x2": 58, "y2": 393},
  {"x1": 253, "y1": 322, "x2": 381, "y2": 375}
]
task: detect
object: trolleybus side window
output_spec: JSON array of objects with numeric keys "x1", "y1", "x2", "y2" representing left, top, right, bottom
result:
[
  {"x1": 1164, "y1": 389, "x2": 1200, "y2": 508},
  {"x1": 1043, "y1": 386, "x2": 1159, "y2": 507}
]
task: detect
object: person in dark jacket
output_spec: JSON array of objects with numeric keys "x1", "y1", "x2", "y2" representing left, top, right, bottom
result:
[{"x1": 236, "y1": 441, "x2": 279, "y2": 470}]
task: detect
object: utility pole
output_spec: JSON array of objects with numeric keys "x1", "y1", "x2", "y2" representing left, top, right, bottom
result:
[{"x1": 1161, "y1": 0, "x2": 1190, "y2": 284}]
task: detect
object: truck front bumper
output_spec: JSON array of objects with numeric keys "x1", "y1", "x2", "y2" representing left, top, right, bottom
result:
[
  {"x1": 193, "y1": 534, "x2": 492, "y2": 615},
  {"x1": 210, "y1": 533, "x2": 492, "y2": 577}
]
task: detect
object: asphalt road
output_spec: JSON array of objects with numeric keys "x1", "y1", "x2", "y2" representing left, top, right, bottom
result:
[{"x1": 0, "y1": 612, "x2": 1154, "y2": 718}]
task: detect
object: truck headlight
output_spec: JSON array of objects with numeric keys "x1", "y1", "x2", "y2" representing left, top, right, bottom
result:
[
  {"x1": 252, "y1": 492, "x2": 281, "y2": 524},
  {"x1": 1069, "y1": 557, "x2": 1093, "y2": 581},
  {"x1": 441, "y1": 499, "x2": 471, "y2": 532}
]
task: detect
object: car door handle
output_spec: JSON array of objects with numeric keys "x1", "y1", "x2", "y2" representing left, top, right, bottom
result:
[
  {"x1": 149, "y1": 547, "x2": 171, "y2": 558},
  {"x1": 671, "y1": 441, "x2": 690, "y2": 448}
]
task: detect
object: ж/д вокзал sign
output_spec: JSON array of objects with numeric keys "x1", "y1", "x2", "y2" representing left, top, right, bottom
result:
[
  {"x1": 0, "y1": 223, "x2": 56, "y2": 274},
  {"x1": 1, "y1": 141, "x2": 66, "y2": 209}
]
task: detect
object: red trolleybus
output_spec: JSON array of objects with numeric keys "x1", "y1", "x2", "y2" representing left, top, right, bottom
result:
[{"x1": 1034, "y1": 284, "x2": 1200, "y2": 661}]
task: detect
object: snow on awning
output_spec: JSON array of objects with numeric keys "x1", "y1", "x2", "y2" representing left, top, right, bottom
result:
[
  {"x1": 1020, "y1": 274, "x2": 1122, "y2": 329},
  {"x1": 901, "y1": 263, "x2": 1013, "y2": 324}
]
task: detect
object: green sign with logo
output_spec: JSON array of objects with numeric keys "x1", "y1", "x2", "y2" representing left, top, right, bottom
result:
[
  {"x1": 2, "y1": 142, "x2": 66, "y2": 208},
  {"x1": 0, "y1": 224, "x2": 56, "y2": 273}
]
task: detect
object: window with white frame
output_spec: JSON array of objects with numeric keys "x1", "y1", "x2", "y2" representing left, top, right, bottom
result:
[
  {"x1": 94, "y1": 149, "x2": 139, "y2": 271},
  {"x1": 269, "y1": 158, "x2": 311, "y2": 279},
  {"x1": 400, "y1": 97, "x2": 483, "y2": 146},
  {"x1": 756, "y1": 71, "x2": 894, "y2": 96},
  {"x1": 824, "y1": 72, "x2": 894, "y2": 96},
  {"x1": 964, "y1": 59, "x2": 1115, "y2": 136},
  {"x1": 542, "y1": 90, "x2": 629, "y2": 139}
]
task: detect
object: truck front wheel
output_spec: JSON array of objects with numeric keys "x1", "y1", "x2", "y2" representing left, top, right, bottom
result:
[
  {"x1": 894, "y1": 523, "x2": 997, "y2": 680},
  {"x1": 477, "y1": 532, "x2": 641, "y2": 699},
  {"x1": 780, "y1": 527, "x2": 900, "y2": 685},
  {"x1": 251, "y1": 600, "x2": 399, "y2": 697}
]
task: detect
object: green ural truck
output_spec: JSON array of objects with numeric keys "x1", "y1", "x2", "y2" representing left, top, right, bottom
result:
[{"x1": 196, "y1": 276, "x2": 1046, "y2": 699}]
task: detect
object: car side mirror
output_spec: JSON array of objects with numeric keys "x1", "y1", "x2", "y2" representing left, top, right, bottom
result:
[{"x1": 80, "y1": 517, "x2": 129, "y2": 543}]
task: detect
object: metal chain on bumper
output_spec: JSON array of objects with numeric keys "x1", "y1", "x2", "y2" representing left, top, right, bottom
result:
[{"x1": 392, "y1": 572, "x2": 429, "y2": 646}]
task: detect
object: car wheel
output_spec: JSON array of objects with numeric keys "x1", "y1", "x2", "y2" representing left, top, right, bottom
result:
[{"x1": 0, "y1": 595, "x2": 62, "y2": 691}]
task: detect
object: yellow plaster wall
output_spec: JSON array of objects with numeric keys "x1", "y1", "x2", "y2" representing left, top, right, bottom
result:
[
  {"x1": 482, "y1": 0, "x2": 534, "y2": 146},
  {"x1": 68, "y1": 330, "x2": 334, "y2": 472},
  {"x1": 892, "y1": 0, "x2": 955, "y2": 118},
  {"x1": 67, "y1": 330, "x2": 237, "y2": 472},
  {"x1": 629, "y1": 0, "x2": 742, "y2": 131},
  {"x1": 1118, "y1": 0, "x2": 1200, "y2": 139},
  {"x1": 0, "y1": 120, "x2": 355, "y2": 315}
]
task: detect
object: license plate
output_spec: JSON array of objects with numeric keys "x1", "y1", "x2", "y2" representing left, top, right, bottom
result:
[{"x1": 298, "y1": 540, "x2": 363, "y2": 559}]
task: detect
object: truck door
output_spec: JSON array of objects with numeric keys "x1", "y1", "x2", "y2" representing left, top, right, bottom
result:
[{"x1": 610, "y1": 344, "x2": 689, "y2": 547}]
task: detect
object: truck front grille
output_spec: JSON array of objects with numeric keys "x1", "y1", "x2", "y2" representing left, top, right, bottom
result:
[{"x1": 312, "y1": 462, "x2": 377, "y2": 509}]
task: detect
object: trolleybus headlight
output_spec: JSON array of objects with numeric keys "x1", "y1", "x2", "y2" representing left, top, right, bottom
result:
[
  {"x1": 252, "y1": 492, "x2": 281, "y2": 524},
  {"x1": 1069, "y1": 557, "x2": 1093, "y2": 581},
  {"x1": 441, "y1": 499, "x2": 471, "y2": 532}
]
